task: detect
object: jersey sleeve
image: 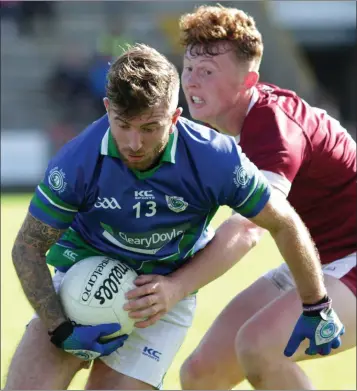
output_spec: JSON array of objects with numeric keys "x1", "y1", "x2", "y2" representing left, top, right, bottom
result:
[
  {"x1": 29, "y1": 149, "x2": 86, "y2": 229},
  {"x1": 220, "y1": 143, "x2": 272, "y2": 218},
  {"x1": 242, "y1": 106, "x2": 307, "y2": 187}
]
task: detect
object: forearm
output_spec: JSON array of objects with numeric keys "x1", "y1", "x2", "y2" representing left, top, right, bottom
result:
[
  {"x1": 11, "y1": 212, "x2": 67, "y2": 331},
  {"x1": 12, "y1": 243, "x2": 67, "y2": 330},
  {"x1": 169, "y1": 214, "x2": 264, "y2": 298},
  {"x1": 271, "y1": 212, "x2": 326, "y2": 304}
]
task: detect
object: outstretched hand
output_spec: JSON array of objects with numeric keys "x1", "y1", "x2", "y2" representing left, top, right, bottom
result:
[
  {"x1": 124, "y1": 274, "x2": 184, "y2": 328},
  {"x1": 284, "y1": 307, "x2": 345, "y2": 357}
]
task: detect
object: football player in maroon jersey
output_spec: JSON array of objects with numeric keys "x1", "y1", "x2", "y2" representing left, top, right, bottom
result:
[{"x1": 179, "y1": 5, "x2": 356, "y2": 390}]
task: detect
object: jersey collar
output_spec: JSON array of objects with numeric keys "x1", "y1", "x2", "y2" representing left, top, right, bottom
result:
[
  {"x1": 236, "y1": 87, "x2": 259, "y2": 144},
  {"x1": 100, "y1": 128, "x2": 120, "y2": 158},
  {"x1": 160, "y1": 126, "x2": 178, "y2": 164},
  {"x1": 100, "y1": 126, "x2": 179, "y2": 164},
  {"x1": 246, "y1": 86, "x2": 259, "y2": 115}
]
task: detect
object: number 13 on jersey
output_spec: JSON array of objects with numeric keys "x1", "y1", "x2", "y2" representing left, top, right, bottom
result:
[{"x1": 133, "y1": 201, "x2": 157, "y2": 218}]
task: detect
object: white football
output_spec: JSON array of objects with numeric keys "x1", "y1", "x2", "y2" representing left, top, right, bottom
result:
[{"x1": 59, "y1": 256, "x2": 138, "y2": 339}]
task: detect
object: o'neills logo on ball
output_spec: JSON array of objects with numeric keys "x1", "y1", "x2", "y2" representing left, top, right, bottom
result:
[
  {"x1": 81, "y1": 259, "x2": 110, "y2": 302},
  {"x1": 93, "y1": 263, "x2": 132, "y2": 305}
]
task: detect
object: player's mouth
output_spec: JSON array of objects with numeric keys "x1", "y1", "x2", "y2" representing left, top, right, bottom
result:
[
  {"x1": 190, "y1": 95, "x2": 205, "y2": 107},
  {"x1": 127, "y1": 154, "x2": 144, "y2": 162}
]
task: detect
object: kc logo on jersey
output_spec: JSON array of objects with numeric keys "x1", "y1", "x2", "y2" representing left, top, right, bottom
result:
[
  {"x1": 135, "y1": 190, "x2": 155, "y2": 200},
  {"x1": 94, "y1": 197, "x2": 121, "y2": 210},
  {"x1": 165, "y1": 195, "x2": 188, "y2": 213},
  {"x1": 63, "y1": 249, "x2": 77, "y2": 262}
]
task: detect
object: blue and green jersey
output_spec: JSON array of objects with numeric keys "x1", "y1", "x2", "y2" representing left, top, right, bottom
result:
[{"x1": 29, "y1": 115, "x2": 271, "y2": 274}]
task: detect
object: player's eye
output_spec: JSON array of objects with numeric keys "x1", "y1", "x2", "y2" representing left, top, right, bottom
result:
[
  {"x1": 184, "y1": 66, "x2": 193, "y2": 72},
  {"x1": 141, "y1": 127, "x2": 157, "y2": 133},
  {"x1": 204, "y1": 69, "x2": 212, "y2": 76}
]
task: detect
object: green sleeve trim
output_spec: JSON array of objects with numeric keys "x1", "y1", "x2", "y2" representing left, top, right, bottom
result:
[{"x1": 38, "y1": 183, "x2": 78, "y2": 212}]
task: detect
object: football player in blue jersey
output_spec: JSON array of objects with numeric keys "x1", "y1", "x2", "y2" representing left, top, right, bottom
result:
[{"x1": 5, "y1": 44, "x2": 343, "y2": 390}]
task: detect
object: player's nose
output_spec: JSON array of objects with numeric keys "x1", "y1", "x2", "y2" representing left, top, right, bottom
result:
[
  {"x1": 185, "y1": 72, "x2": 199, "y2": 89},
  {"x1": 183, "y1": 71, "x2": 199, "y2": 89},
  {"x1": 128, "y1": 131, "x2": 143, "y2": 152}
]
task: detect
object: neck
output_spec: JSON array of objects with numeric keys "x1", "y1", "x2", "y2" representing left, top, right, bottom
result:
[{"x1": 211, "y1": 89, "x2": 253, "y2": 137}]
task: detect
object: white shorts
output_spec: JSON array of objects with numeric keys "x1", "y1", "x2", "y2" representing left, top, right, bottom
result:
[
  {"x1": 31, "y1": 271, "x2": 196, "y2": 388},
  {"x1": 264, "y1": 252, "x2": 356, "y2": 293}
]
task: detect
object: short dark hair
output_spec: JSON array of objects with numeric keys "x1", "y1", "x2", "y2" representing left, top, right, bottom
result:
[{"x1": 106, "y1": 43, "x2": 180, "y2": 118}]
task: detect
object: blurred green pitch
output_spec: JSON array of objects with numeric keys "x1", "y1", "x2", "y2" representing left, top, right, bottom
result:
[{"x1": 1, "y1": 194, "x2": 356, "y2": 389}]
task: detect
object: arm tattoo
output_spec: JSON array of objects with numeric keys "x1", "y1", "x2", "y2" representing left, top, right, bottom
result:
[{"x1": 12, "y1": 212, "x2": 67, "y2": 330}]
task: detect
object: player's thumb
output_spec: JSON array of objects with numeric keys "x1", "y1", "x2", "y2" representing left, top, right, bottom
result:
[
  {"x1": 97, "y1": 335, "x2": 128, "y2": 356},
  {"x1": 331, "y1": 335, "x2": 342, "y2": 350},
  {"x1": 96, "y1": 323, "x2": 122, "y2": 337},
  {"x1": 284, "y1": 333, "x2": 305, "y2": 357}
]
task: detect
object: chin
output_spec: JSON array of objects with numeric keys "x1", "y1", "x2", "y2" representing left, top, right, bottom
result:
[
  {"x1": 188, "y1": 108, "x2": 208, "y2": 123},
  {"x1": 190, "y1": 110, "x2": 216, "y2": 126},
  {"x1": 123, "y1": 160, "x2": 145, "y2": 171}
]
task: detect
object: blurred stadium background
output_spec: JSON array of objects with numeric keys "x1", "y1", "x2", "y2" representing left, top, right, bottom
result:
[
  {"x1": 1, "y1": 1, "x2": 356, "y2": 190},
  {"x1": 1, "y1": 1, "x2": 356, "y2": 389}
]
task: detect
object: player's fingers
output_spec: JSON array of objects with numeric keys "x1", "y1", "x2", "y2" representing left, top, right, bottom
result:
[
  {"x1": 318, "y1": 344, "x2": 332, "y2": 356},
  {"x1": 134, "y1": 274, "x2": 155, "y2": 286},
  {"x1": 125, "y1": 284, "x2": 154, "y2": 300},
  {"x1": 134, "y1": 311, "x2": 165, "y2": 328},
  {"x1": 284, "y1": 333, "x2": 305, "y2": 357},
  {"x1": 129, "y1": 304, "x2": 163, "y2": 319},
  {"x1": 124, "y1": 294, "x2": 160, "y2": 311},
  {"x1": 331, "y1": 336, "x2": 342, "y2": 350},
  {"x1": 305, "y1": 339, "x2": 318, "y2": 355}
]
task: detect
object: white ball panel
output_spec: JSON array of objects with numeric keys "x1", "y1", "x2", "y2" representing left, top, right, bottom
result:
[{"x1": 59, "y1": 256, "x2": 138, "y2": 336}]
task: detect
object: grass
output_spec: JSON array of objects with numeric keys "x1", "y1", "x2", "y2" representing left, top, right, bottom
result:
[{"x1": 1, "y1": 194, "x2": 356, "y2": 389}]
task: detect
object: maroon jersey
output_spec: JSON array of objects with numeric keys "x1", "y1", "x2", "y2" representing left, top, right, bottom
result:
[{"x1": 240, "y1": 83, "x2": 356, "y2": 264}]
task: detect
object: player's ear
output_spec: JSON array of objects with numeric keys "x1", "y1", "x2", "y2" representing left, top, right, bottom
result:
[
  {"x1": 244, "y1": 71, "x2": 259, "y2": 89},
  {"x1": 172, "y1": 107, "x2": 183, "y2": 126},
  {"x1": 103, "y1": 97, "x2": 110, "y2": 112}
]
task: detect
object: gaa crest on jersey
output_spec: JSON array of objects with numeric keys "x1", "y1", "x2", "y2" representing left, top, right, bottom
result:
[
  {"x1": 165, "y1": 195, "x2": 188, "y2": 213},
  {"x1": 48, "y1": 167, "x2": 67, "y2": 193},
  {"x1": 233, "y1": 165, "x2": 250, "y2": 188},
  {"x1": 94, "y1": 197, "x2": 121, "y2": 210}
]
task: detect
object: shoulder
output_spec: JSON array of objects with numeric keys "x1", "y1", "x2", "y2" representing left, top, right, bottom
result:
[
  {"x1": 248, "y1": 83, "x2": 319, "y2": 138},
  {"x1": 240, "y1": 85, "x2": 313, "y2": 183},
  {"x1": 45, "y1": 115, "x2": 109, "y2": 191},
  {"x1": 50, "y1": 115, "x2": 109, "y2": 168},
  {"x1": 177, "y1": 117, "x2": 237, "y2": 156},
  {"x1": 242, "y1": 84, "x2": 311, "y2": 155},
  {"x1": 176, "y1": 117, "x2": 247, "y2": 183}
]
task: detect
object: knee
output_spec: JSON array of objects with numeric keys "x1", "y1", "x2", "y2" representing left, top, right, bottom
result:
[
  {"x1": 235, "y1": 324, "x2": 269, "y2": 383},
  {"x1": 180, "y1": 353, "x2": 207, "y2": 389}
]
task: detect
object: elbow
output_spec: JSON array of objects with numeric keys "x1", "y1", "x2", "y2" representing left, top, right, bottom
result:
[
  {"x1": 11, "y1": 240, "x2": 32, "y2": 271},
  {"x1": 244, "y1": 225, "x2": 264, "y2": 249},
  {"x1": 248, "y1": 231, "x2": 260, "y2": 249},
  {"x1": 12, "y1": 239, "x2": 46, "y2": 268},
  {"x1": 238, "y1": 215, "x2": 265, "y2": 248},
  {"x1": 217, "y1": 214, "x2": 264, "y2": 251},
  {"x1": 11, "y1": 241, "x2": 22, "y2": 270}
]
